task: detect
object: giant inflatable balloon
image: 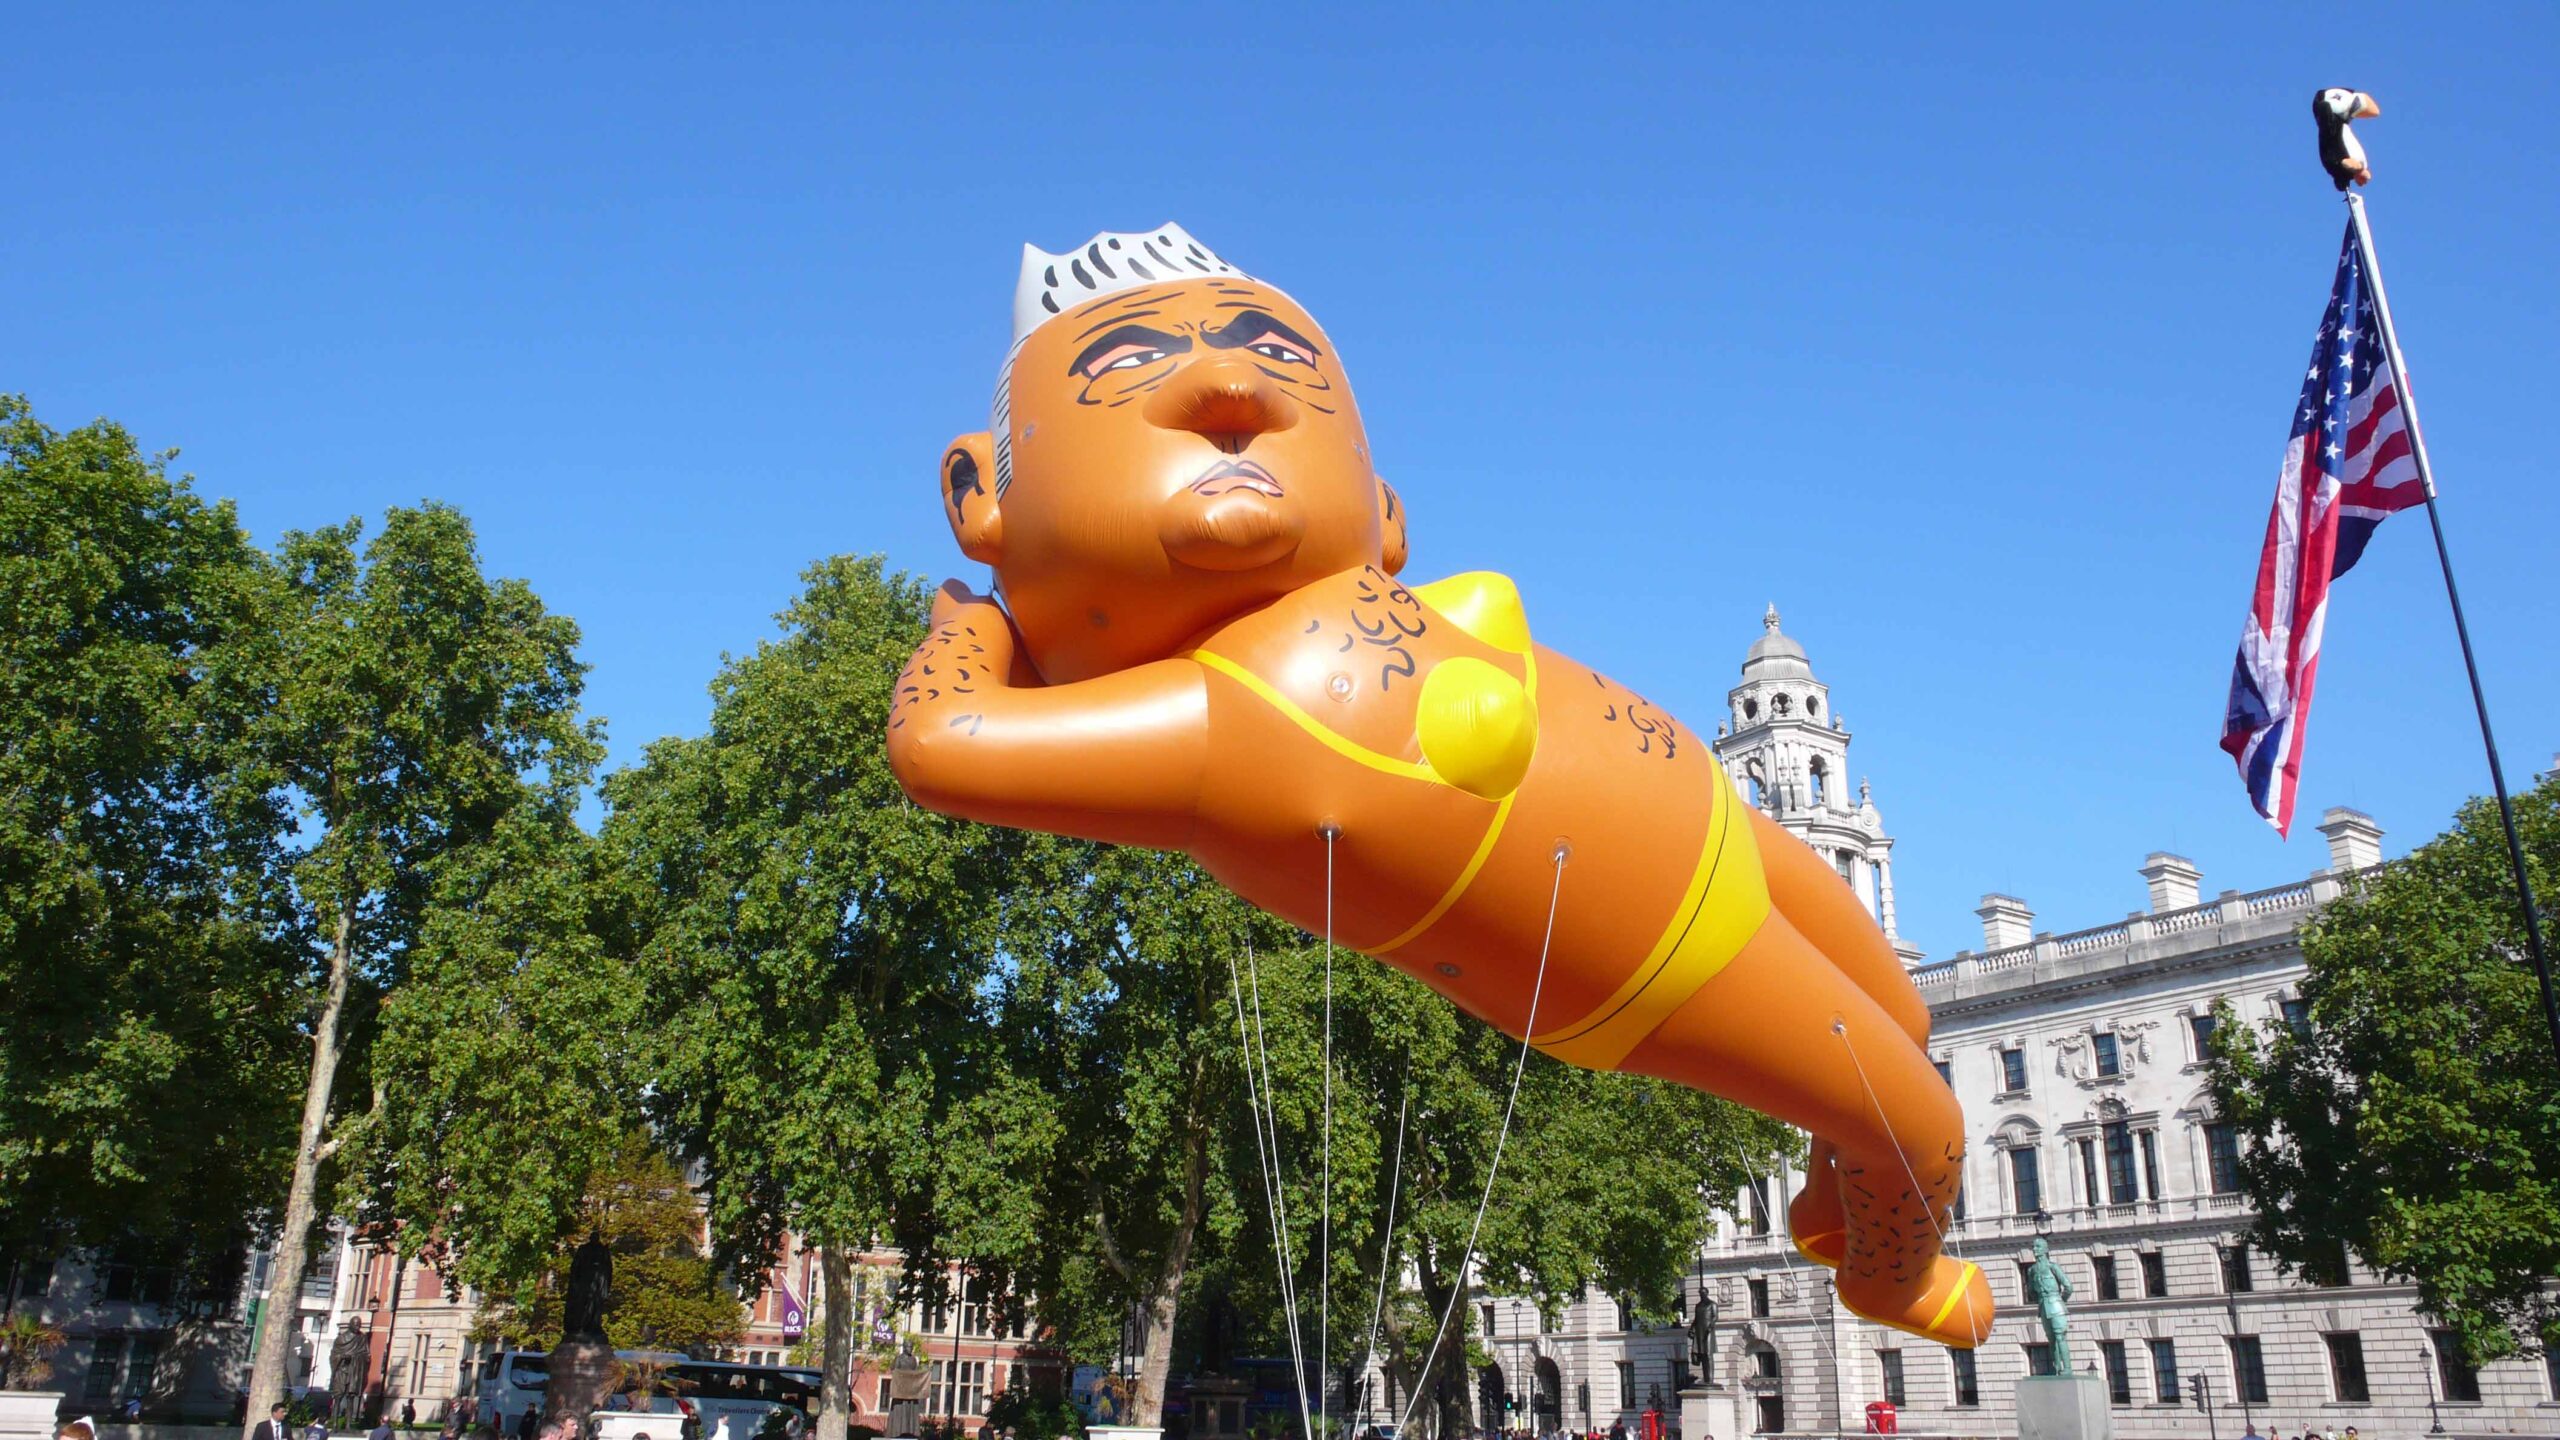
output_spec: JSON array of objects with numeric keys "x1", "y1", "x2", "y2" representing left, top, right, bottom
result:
[{"x1": 887, "y1": 224, "x2": 1993, "y2": 1346}]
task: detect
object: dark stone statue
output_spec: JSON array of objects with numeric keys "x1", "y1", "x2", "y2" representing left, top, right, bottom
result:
[
  {"x1": 1686, "y1": 1295, "x2": 1719, "y2": 1387},
  {"x1": 563, "y1": 1232, "x2": 613, "y2": 1341}
]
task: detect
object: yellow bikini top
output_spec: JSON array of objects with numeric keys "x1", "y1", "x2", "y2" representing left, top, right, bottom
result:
[
  {"x1": 1408, "y1": 572, "x2": 1539, "y2": 801},
  {"x1": 1186, "y1": 569, "x2": 1541, "y2": 803}
]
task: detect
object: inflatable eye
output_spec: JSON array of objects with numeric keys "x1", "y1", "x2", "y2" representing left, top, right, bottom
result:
[
  {"x1": 1250, "y1": 341, "x2": 1312, "y2": 368},
  {"x1": 1086, "y1": 343, "x2": 1172, "y2": 377}
]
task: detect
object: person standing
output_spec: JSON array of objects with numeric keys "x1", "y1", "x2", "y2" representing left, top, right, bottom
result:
[{"x1": 254, "y1": 1404, "x2": 295, "y2": 1440}]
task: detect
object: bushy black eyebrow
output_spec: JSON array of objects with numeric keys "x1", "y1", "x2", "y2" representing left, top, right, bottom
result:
[
  {"x1": 1203, "y1": 308, "x2": 1323, "y2": 358},
  {"x1": 1068, "y1": 324, "x2": 1192, "y2": 377}
]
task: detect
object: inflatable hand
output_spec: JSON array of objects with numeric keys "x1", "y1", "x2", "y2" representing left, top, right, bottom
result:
[{"x1": 885, "y1": 225, "x2": 1991, "y2": 1346}]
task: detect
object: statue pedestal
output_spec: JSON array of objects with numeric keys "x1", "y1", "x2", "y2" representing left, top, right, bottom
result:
[
  {"x1": 544, "y1": 1338, "x2": 619, "y2": 1433},
  {"x1": 2016, "y1": 1373, "x2": 2112, "y2": 1440},
  {"x1": 1677, "y1": 1387, "x2": 1739, "y2": 1440}
]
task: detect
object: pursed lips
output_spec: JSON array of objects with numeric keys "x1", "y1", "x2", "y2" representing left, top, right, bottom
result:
[{"x1": 1188, "y1": 459, "x2": 1285, "y2": 498}]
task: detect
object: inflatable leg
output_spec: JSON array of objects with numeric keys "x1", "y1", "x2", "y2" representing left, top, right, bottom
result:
[
  {"x1": 1788, "y1": 1137, "x2": 1847, "y2": 1267},
  {"x1": 1623, "y1": 913, "x2": 1990, "y2": 1347},
  {"x1": 1749, "y1": 809, "x2": 1930, "y2": 1050}
]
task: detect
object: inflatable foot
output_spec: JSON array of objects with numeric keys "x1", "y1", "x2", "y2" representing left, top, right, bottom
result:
[{"x1": 1841, "y1": 1256, "x2": 1995, "y2": 1348}]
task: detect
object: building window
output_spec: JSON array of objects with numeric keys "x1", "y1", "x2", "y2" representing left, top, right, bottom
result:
[
  {"x1": 1481, "y1": 1302, "x2": 1498, "y2": 1336},
  {"x1": 2014, "y1": 1262, "x2": 2036, "y2": 1302},
  {"x1": 2092, "y1": 1033, "x2": 2121, "y2": 1078},
  {"x1": 1753, "y1": 1397, "x2": 1783, "y2": 1434},
  {"x1": 1809, "y1": 762, "x2": 1828, "y2": 806},
  {"x1": 2324, "y1": 1333, "x2": 2370, "y2": 1403},
  {"x1": 1753, "y1": 1348, "x2": 1779, "y2": 1380},
  {"x1": 2025, "y1": 1343, "x2": 2056, "y2": 1378},
  {"x1": 2000, "y1": 1049, "x2": 2028, "y2": 1094},
  {"x1": 2091, "y1": 1255, "x2": 2119, "y2": 1301},
  {"x1": 2431, "y1": 1331, "x2": 2482, "y2": 1404},
  {"x1": 2102, "y1": 1122, "x2": 2138, "y2": 1204},
  {"x1": 2008, "y1": 1147, "x2": 2042, "y2": 1215},
  {"x1": 83, "y1": 1341, "x2": 120, "y2": 1402},
  {"x1": 2099, "y1": 1341, "x2": 2131, "y2": 1406},
  {"x1": 1877, "y1": 1351, "x2": 1905, "y2": 1407},
  {"x1": 2138, "y1": 1130, "x2": 2162, "y2": 1202},
  {"x1": 1615, "y1": 1361, "x2": 1633, "y2": 1409},
  {"x1": 1932, "y1": 1060, "x2": 1951, "y2": 1087},
  {"x1": 930, "y1": 1359, "x2": 988, "y2": 1417},
  {"x1": 2545, "y1": 1348, "x2": 2560, "y2": 1400},
  {"x1": 877, "y1": 1378, "x2": 892, "y2": 1412},
  {"x1": 1745, "y1": 1178, "x2": 1770, "y2": 1236},
  {"x1": 2278, "y1": 996, "x2": 2311, "y2": 1039},
  {"x1": 2219, "y1": 1244, "x2": 2253, "y2": 1294},
  {"x1": 1950, "y1": 1349, "x2": 1979, "y2": 1407},
  {"x1": 2076, "y1": 1138, "x2": 2100, "y2": 1207},
  {"x1": 2204, "y1": 1122, "x2": 2243, "y2": 1194},
  {"x1": 2309, "y1": 1238, "x2": 2351, "y2": 1286},
  {"x1": 2232, "y1": 1332, "x2": 2273, "y2": 1393},
  {"x1": 2150, "y1": 1340, "x2": 2180, "y2": 1403},
  {"x1": 1747, "y1": 1278, "x2": 1769, "y2": 1319},
  {"x1": 2189, "y1": 1012, "x2": 2218, "y2": 1057},
  {"x1": 1615, "y1": 1296, "x2": 1635, "y2": 1332}
]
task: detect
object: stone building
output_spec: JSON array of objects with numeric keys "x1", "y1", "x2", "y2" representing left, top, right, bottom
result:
[{"x1": 1457, "y1": 613, "x2": 2560, "y2": 1440}]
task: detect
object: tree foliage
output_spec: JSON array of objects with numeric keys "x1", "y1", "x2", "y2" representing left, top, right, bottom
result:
[
  {"x1": 0, "y1": 396, "x2": 299, "y2": 1299},
  {"x1": 600, "y1": 556, "x2": 1058, "y2": 1440},
  {"x1": 244, "y1": 502, "x2": 606, "y2": 1425},
  {"x1": 474, "y1": 1131, "x2": 743, "y2": 1355},
  {"x1": 2207, "y1": 774, "x2": 2560, "y2": 1364}
]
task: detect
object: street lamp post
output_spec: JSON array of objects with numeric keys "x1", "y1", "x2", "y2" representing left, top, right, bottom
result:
[{"x1": 2420, "y1": 1342, "x2": 2446, "y2": 1436}]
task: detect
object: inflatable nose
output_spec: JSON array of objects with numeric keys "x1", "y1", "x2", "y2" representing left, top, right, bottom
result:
[{"x1": 1143, "y1": 356, "x2": 1301, "y2": 441}]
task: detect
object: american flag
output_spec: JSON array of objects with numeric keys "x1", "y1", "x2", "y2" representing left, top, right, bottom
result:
[{"x1": 2220, "y1": 219, "x2": 2428, "y2": 834}]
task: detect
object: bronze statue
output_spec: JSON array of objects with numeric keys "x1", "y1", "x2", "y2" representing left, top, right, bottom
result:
[
  {"x1": 2025, "y1": 1238, "x2": 2074, "y2": 1372},
  {"x1": 1686, "y1": 1294, "x2": 1719, "y2": 1387},
  {"x1": 563, "y1": 1233, "x2": 613, "y2": 1342}
]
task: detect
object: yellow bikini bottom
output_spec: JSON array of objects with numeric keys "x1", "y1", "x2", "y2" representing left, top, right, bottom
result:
[{"x1": 1529, "y1": 773, "x2": 1771, "y2": 1071}]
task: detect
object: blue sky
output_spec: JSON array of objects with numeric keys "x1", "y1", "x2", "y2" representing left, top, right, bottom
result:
[{"x1": 11, "y1": 5, "x2": 2555, "y2": 962}]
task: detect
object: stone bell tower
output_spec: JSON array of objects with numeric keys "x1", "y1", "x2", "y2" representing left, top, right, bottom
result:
[{"x1": 1711, "y1": 605, "x2": 1922, "y2": 965}]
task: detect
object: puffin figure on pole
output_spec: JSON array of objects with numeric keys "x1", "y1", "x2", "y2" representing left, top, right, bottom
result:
[{"x1": 2314, "y1": 87, "x2": 2381, "y2": 189}]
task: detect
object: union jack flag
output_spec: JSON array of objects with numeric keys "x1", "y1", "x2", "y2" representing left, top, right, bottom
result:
[{"x1": 2220, "y1": 220, "x2": 2427, "y2": 834}]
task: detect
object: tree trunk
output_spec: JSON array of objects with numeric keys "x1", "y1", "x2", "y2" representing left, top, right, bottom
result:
[
  {"x1": 1128, "y1": 1115, "x2": 1209, "y2": 1429},
  {"x1": 245, "y1": 913, "x2": 355, "y2": 1440},
  {"x1": 817, "y1": 1245, "x2": 856, "y2": 1440}
]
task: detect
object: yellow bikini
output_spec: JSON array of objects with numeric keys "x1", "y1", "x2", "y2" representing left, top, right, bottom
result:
[{"x1": 1191, "y1": 571, "x2": 1771, "y2": 1067}]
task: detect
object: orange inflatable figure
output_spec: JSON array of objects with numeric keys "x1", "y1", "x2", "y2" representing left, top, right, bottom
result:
[{"x1": 887, "y1": 225, "x2": 1991, "y2": 1346}]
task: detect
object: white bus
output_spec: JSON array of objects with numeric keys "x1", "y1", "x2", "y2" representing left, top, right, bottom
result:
[{"x1": 479, "y1": 1354, "x2": 820, "y2": 1439}]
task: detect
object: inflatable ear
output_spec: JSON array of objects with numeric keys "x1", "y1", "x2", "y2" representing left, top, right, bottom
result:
[
  {"x1": 1377, "y1": 477, "x2": 1409, "y2": 575},
  {"x1": 939, "y1": 432, "x2": 1002, "y2": 565}
]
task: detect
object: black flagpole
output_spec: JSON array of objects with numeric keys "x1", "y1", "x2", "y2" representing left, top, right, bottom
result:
[{"x1": 2342, "y1": 190, "x2": 2560, "y2": 1065}]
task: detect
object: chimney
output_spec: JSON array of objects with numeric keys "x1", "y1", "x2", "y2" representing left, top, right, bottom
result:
[
  {"x1": 2137, "y1": 853, "x2": 2203, "y2": 912},
  {"x1": 1977, "y1": 894, "x2": 2034, "y2": 950},
  {"x1": 2316, "y1": 808, "x2": 2385, "y2": 873}
]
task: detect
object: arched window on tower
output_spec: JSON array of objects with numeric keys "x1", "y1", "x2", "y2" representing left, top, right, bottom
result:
[
  {"x1": 1806, "y1": 696, "x2": 1820, "y2": 718},
  {"x1": 1807, "y1": 759, "x2": 1828, "y2": 807},
  {"x1": 1834, "y1": 850, "x2": 1855, "y2": 883},
  {"x1": 1771, "y1": 693, "x2": 1793, "y2": 717},
  {"x1": 1744, "y1": 761, "x2": 1767, "y2": 809}
]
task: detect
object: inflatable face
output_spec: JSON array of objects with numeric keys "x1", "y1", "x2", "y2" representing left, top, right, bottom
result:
[
  {"x1": 936, "y1": 225, "x2": 1405, "y2": 684},
  {"x1": 890, "y1": 225, "x2": 1992, "y2": 1349}
]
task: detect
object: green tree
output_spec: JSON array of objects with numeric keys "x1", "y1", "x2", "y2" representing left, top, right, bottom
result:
[
  {"x1": 1211, "y1": 943, "x2": 1794, "y2": 1440},
  {"x1": 2207, "y1": 774, "x2": 2560, "y2": 1364},
  {"x1": 0, "y1": 396, "x2": 299, "y2": 1307},
  {"x1": 600, "y1": 556, "x2": 1053, "y2": 1440},
  {"x1": 242, "y1": 505, "x2": 604, "y2": 1431},
  {"x1": 474, "y1": 1131, "x2": 744, "y2": 1355},
  {"x1": 998, "y1": 848, "x2": 1296, "y2": 1425}
]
